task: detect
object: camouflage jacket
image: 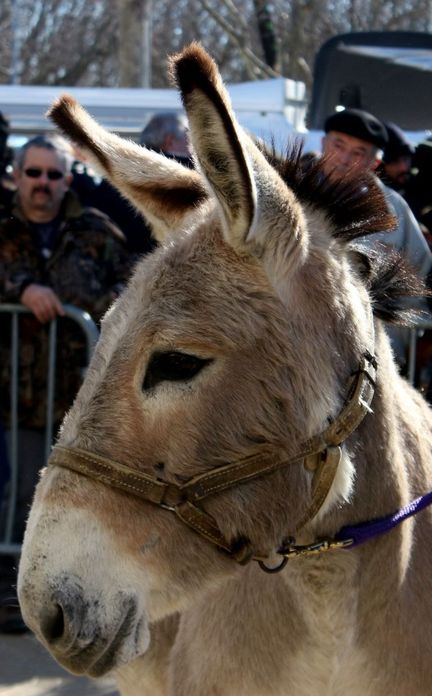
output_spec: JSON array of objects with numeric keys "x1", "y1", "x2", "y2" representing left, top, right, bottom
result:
[{"x1": 0, "y1": 191, "x2": 135, "y2": 428}]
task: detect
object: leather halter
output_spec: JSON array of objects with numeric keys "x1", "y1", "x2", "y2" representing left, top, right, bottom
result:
[{"x1": 48, "y1": 351, "x2": 377, "y2": 566}]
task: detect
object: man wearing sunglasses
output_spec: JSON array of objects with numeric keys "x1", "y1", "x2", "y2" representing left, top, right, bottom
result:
[
  {"x1": 0, "y1": 134, "x2": 133, "y2": 320},
  {"x1": 0, "y1": 134, "x2": 133, "y2": 632},
  {"x1": 9, "y1": 136, "x2": 90, "y2": 321}
]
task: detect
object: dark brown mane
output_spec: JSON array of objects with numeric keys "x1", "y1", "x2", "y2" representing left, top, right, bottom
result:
[
  {"x1": 355, "y1": 244, "x2": 427, "y2": 324},
  {"x1": 262, "y1": 141, "x2": 427, "y2": 325},
  {"x1": 262, "y1": 140, "x2": 395, "y2": 241}
]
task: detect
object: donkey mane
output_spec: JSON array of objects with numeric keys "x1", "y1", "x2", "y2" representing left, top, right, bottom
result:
[{"x1": 263, "y1": 142, "x2": 426, "y2": 324}]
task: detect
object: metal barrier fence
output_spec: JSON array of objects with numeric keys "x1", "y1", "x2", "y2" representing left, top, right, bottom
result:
[{"x1": 0, "y1": 304, "x2": 99, "y2": 556}]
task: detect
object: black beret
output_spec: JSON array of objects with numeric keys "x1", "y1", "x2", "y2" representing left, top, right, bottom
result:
[
  {"x1": 383, "y1": 122, "x2": 414, "y2": 163},
  {"x1": 324, "y1": 108, "x2": 388, "y2": 150}
]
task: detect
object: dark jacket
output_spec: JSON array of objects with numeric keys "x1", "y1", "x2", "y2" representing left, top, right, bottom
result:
[{"x1": 0, "y1": 191, "x2": 135, "y2": 428}]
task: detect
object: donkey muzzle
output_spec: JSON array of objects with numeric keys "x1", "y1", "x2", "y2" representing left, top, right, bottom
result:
[{"x1": 19, "y1": 576, "x2": 149, "y2": 676}]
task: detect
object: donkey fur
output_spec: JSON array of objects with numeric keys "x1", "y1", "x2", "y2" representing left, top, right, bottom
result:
[{"x1": 18, "y1": 43, "x2": 432, "y2": 695}]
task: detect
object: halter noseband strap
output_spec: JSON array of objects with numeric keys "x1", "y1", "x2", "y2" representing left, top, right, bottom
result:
[{"x1": 48, "y1": 352, "x2": 377, "y2": 566}]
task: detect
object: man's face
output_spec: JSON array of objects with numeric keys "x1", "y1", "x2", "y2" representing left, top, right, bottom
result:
[
  {"x1": 321, "y1": 131, "x2": 378, "y2": 182},
  {"x1": 164, "y1": 131, "x2": 190, "y2": 159},
  {"x1": 383, "y1": 155, "x2": 412, "y2": 188},
  {"x1": 14, "y1": 146, "x2": 71, "y2": 221}
]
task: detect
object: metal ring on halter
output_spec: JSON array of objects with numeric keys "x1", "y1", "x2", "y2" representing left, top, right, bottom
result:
[{"x1": 258, "y1": 556, "x2": 288, "y2": 573}]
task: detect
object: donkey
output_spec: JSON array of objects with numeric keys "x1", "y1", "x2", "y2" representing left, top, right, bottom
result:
[{"x1": 18, "y1": 44, "x2": 432, "y2": 696}]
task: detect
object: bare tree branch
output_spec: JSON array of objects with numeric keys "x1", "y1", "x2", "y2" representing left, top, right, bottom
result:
[
  {"x1": 2, "y1": 0, "x2": 431, "y2": 95},
  {"x1": 198, "y1": 0, "x2": 280, "y2": 79}
]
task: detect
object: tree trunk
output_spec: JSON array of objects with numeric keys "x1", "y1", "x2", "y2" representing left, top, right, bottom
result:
[
  {"x1": 117, "y1": 0, "x2": 152, "y2": 87},
  {"x1": 253, "y1": 0, "x2": 277, "y2": 69}
]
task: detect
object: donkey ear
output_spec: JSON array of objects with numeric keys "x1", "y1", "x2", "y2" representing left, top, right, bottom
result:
[
  {"x1": 172, "y1": 44, "x2": 256, "y2": 249},
  {"x1": 47, "y1": 96, "x2": 207, "y2": 243},
  {"x1": 171, "y1": 43, "x2": 308, "y2": 274}
]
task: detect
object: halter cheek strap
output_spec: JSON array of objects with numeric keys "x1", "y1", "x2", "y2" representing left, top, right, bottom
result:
[{"x1": 48, "y1": 352, "x2": 377, "y2": 566}]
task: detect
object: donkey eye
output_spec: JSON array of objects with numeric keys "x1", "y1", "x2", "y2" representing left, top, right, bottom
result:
[{"x1": 143, "y1": 351, "x2": 212, "y2": 390}]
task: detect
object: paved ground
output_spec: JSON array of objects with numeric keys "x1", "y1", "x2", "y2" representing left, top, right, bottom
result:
[{"x1": 0, "y1": 633, "x2": 119, "y2": 696}]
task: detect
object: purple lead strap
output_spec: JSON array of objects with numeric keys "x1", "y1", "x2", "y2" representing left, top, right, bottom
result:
[{"x1": 335, "y1": 490, "x2": 432, "y2": 548}]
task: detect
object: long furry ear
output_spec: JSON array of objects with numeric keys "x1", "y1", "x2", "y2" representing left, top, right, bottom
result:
[
  {"x1": 48, "y1": 96, "x2": 208, "y2": 243},
  {"x1": 170, "y1": 43, "x2": 308, "y2": 280},
  {"x1": 170, "y1": 43, "x2": 256, "y2": 249}
]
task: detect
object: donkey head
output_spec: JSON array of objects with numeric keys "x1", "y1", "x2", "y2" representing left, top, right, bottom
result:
[{"x1": 18, "y1": 44, "x2": 392, "y2": 677}]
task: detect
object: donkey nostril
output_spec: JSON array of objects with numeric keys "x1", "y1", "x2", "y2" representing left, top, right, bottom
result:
[
  {"x1": 50, "y1": 603, "x2": 65, "y2": 640},
  {"x1": 41, "y1": 602, "x2": 65, "y2": 642}
]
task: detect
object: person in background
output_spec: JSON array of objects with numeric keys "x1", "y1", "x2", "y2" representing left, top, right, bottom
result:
[
  {"x1": 405, "y1": 138, "x2": 432, "y2": 238},
  {"x1": 0, "y1": 112, "x2": 12, "y2": 533},
  {"x1": 0, "y1": 111, "x2": 15, "y2": 207},
  {"x1": 69, "y1": 143, "x2": 101, "y2": 208},
  {"x1": 321, "y1": 108, "x2": 432, "y2": 279},
  {"x1": 0, "y1": 134, "x2": 134, "y2": 633},
  {"x1": 320, "y1": 108, "x2": 432, "y2": 372},
  {"x1": 138, "y1": 111, "x2": 192, "y2": 166},
  {"x1": 403, "y1": 138, "x2": 432, "y2": 401},
  {"x1": 378, "y1": 121, "x2": 414, "y2": 195},
  {"x1": 89, "y1": 112, "x2": 192, "y2": 255}
]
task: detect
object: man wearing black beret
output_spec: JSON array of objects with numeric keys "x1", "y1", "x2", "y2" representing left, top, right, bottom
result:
[
  {"x1": 321, "y1": 108, "x2": 431, "y2": 278},
  {"x1": 323, "y1": 108, "x2": 388, "y2": 179},
  {"x1": 322, "y1": 108, "x2": 389, "y2": 185},
  {"x1": 320, "y1": 107, "x2": 432, "y2": 369}
]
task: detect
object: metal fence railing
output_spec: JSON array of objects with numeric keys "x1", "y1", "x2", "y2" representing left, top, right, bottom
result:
[{"x1": 0, "y1": 304, "x2": 99, "y2": 556}]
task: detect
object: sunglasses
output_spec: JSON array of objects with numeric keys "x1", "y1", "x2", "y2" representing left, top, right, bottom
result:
[{"x1": 23, "y1": 167, "x2": 64, "y2": 181}]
